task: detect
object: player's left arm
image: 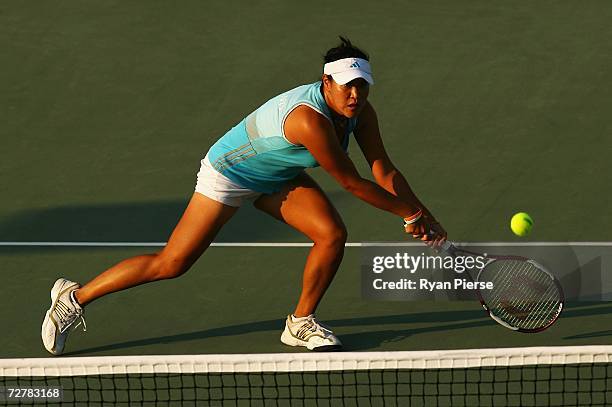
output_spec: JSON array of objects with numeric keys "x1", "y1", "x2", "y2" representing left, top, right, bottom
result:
[{"x1": 354, "y1": 102, "x2": 447, "y2": 240}]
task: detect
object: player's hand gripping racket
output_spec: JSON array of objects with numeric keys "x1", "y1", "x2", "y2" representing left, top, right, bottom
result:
[{"x1": 436, "y1": 241, "x2": 564, "y2": 333}]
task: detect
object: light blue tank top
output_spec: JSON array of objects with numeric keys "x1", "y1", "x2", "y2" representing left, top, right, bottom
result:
[{"x1": 207, "y1": 81, "x2": 357, "y2": 194}]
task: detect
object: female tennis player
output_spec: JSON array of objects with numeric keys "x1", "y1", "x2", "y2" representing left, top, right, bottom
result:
[{"x1": 42, "y1": 37, "x2": 446, "y2": 354}]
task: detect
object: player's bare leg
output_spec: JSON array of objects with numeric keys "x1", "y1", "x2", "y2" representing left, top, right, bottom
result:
[
  {"x1": 42, "y1": 193, "x2": 238, "y2": 354},
  {"x1": 254, "y1": 172, "x2": 346, "y2": 316},
  {"x1": 255, "y1": 172, "x2": 345, "y2": 350},
  {"x1": 75, "y1": 193, "x2": 238, "y2": 306}
]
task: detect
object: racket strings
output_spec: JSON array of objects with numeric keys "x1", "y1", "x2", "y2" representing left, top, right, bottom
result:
[
  {"x1": 495, "y1": 272, "x2": 558, "y2": 329},
  {"x1": 480, "y1": 260, "x2": 561, "y2": 330},
  {"x1": 492, "y1": 266, "x2": 557, "y2": 325}
]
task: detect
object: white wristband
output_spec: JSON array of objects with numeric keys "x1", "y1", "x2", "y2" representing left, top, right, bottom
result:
[{"x1": 403, "y1": 209, "x2": 423, "y2": 227}]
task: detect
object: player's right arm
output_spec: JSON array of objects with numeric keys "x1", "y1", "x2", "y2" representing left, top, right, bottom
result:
[{"x1": 284, "y1": 105, "x2": 429, "y2": 237}]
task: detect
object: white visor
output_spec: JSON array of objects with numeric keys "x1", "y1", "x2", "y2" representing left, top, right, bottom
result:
[{"x1": 323, "y1": 57, "x2": 374, "y2": 85}]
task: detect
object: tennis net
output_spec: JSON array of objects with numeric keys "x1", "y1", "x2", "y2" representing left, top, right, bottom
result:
[{"x1": 1, "y1": 346, "x2": 611, "y2": 406}]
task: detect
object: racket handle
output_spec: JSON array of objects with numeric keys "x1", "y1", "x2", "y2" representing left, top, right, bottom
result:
[
  {"x1": 428, "y1": 232, "x2": 453, "y2": 254},
  {"x1": 439, "y1": 240, "x2": 453, "y2": 252}
]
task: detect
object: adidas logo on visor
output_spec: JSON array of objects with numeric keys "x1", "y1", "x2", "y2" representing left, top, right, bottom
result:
[{"x1": 322, "y1": 58, "x2": 374, "y2": 85}]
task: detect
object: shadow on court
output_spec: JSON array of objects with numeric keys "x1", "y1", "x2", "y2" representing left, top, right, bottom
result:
[
  {"x1": 560, "y1": 303, "x2": 612, "y2": 340},
  {"x1": 61, "y1": 304, "x2": 612, "y2": 356},
  {"x1": 0, "y1": 190, "x2": 360, "y2": 249},
  {"x1": 0, "y1": 200, "x2": 305, "y2": 247},
  {"x1": 564, "y1": 330, "x2": 612, "y2": 340},
  {"x1": 62, "y1": 311, "x2": 488, "y2": 356},
  {"x1": 340, "y1": 321, "x2": 492, "y2": 351}
]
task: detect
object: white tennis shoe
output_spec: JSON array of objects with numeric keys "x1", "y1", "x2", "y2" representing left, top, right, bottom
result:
[
  {"x1": 41, "y1": 278, "x2": 86, "y2": 355},
  {"x1": 280, "y1": 314, "x2": 342, "y2": 351}
]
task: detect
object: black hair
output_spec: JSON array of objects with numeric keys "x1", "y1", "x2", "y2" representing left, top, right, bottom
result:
[{"x1": 323, "y1": 36, "x2": 369, "y2": 63}]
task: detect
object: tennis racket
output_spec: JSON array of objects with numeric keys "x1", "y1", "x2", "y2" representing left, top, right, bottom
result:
[{"x1": 437, "y1": 241, "x2": 564, "y2": 333}]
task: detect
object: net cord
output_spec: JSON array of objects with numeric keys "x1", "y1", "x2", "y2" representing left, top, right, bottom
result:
[{"x1": 2, "y1": 346, "x2": 612, "y2": 377}]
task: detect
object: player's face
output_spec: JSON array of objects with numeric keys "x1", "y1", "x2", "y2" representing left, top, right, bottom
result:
[{"x1": 322, "y1": 75, "x2": 370, "y2": 118}]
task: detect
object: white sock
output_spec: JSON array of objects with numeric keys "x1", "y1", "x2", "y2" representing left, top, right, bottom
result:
[
  {"x1": 70, "y1": 290, "x2": 82, "y2": 308},
  {"x1": 291, "y1": 314, "x2": 313, "y2": 323}
]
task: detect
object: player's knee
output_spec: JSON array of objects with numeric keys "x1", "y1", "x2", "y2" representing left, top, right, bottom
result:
[
  {"x1": 149, "y1": 253, "x2": 192, "y2": 280},
  {"x1": 314, "y1": 222, "x2": 347, "y2": 250}
]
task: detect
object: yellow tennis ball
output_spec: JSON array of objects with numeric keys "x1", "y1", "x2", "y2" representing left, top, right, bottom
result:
[{"x1": 510, "y1": 212, "x2": 533, "y2": 236}]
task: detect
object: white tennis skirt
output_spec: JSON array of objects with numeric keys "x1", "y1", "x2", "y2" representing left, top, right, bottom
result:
[{"x1": 194, "y1": 154, "x2": 262, "y2": 207}]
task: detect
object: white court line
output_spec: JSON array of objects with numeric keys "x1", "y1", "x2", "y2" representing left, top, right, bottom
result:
[{"x1": 0, "y1": 241, "x2": 611, "y2": 247}]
